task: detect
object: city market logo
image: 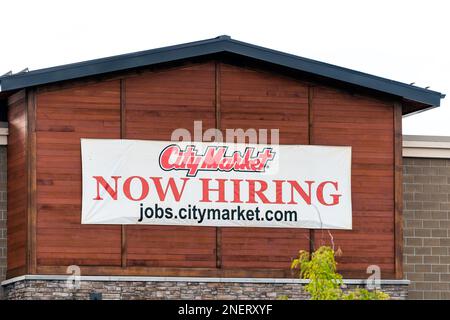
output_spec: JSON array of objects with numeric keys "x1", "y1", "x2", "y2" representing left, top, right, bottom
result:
[{"x1": 159, "y1": 144, "x2": 276, "y2": 177}]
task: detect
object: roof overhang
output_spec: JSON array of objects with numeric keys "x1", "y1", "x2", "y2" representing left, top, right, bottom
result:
[{"x1": 0, "y1": 35, "x2": 445, "y2": 114}]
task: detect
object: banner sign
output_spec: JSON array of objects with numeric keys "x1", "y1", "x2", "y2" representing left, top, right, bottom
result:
[{"x1": 81, "y1": 139, "x2": 352, "y2": 229}]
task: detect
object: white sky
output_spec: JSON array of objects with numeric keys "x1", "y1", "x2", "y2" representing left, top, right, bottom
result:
[{"x1": 1, "y1": 0, "x2": 448, "y2": 136}]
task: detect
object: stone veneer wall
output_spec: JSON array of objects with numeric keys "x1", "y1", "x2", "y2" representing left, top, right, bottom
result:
[
  {"x1": 403, "y1": 157, "x2": 450, "y2": 299},
  {"x1": 3, "y1": 278, "x2": 408, "y2": 300},
  {"x1": 0, "y1": 146, "x2": 7, "y2": 300}
]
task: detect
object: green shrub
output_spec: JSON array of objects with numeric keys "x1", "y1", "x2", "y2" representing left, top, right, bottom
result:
[
  {"x1": 291, "y1": 246, "x2": 389, "y2": 300},
  {"x1": 342, "y1": 288, "x2": 390, "y2": 300}
]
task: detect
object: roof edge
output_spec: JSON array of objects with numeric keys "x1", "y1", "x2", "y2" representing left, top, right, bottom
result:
[{"x1": 0, "y1": 35, "x2": 444, "y2": 110}]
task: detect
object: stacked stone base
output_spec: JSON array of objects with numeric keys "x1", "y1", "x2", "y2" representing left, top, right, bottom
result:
[{"x1": 2, "y1": 276, "x2": 409, "y2": 300}]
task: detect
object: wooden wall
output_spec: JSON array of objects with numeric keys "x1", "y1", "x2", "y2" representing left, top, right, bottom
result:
[
  {"x1": 310, "y1": 85, "x2": 396, "y2": 278},
  {"x1": 6, "y1": 59, "x2": 402, "y2": 279},
  {"x1": 124, "y1": 63, "x2": 217, "y2": 269},
  {"x1": 7, "y1": 90, "x2": 28, "y2": 277},
  {"x1": 219, "y1": 64, "x2": 310, "y2": 269},
  {"x1": 36, "y1": 81, "x2": 122, "y2": 268}
]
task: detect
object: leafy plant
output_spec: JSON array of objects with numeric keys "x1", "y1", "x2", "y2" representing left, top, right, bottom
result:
[
  {"x1": 291, "y1": 246, "x2": 389, "y2": 300},
  {"x1": 342, "y1": 288, "x2": 390, "y2": 300}
]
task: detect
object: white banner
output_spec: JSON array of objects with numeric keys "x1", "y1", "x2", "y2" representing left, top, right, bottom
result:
[{"x1": 81, "y1": 139, "x2": 352, "y2": 229}]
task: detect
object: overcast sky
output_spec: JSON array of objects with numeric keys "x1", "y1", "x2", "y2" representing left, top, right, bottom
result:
[{"x1": 1, "y1": 0, "x2": 448, "y2": 136}]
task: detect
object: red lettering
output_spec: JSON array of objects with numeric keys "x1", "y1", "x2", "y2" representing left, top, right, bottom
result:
[
  {"x1": 273, "y1": 180, "x2": 285, "y2": 204},
  {"x1": 150, "y1": 177, "x2": 189, "y2": 201},
  {"x1": 247, "y1": 180, "x2": 273, "y2": 204},
  {"x1": 287, "y1": 180, "x2": 314, "y2": 205},
  {"x1": 202, "y1": 147, "x2": 227, "y2": 168},
  {"x1": 91, "y1": 175, "x2": 344, "y2": 207},
  {"x1": 200, "y1": 178, "x2": 227, "y2": 203},
  {"x1": 123, "y1": 176, "x2": 149, "y2": 201},
  {"x1": 317, "y1": 181, "x2": 341, "y2": 206},
  {"x1": 230, "y1": 179, "x2": 243, "y2": 203},
  {"x1": 93, "y1": 176, "x2": 121, "y2": 200},
  {"x1": 159, "y1": 144, "x2": 276, "y2": 176},
  {"x1": 159, "y1": 145, "x2": 180, "y2": 170}
]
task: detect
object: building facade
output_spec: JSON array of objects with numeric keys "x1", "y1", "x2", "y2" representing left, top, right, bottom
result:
[
  {"x1": 0, "y1": 123, "x2": 7, "y2": 299},
  {"x1": 403, "y1": 135, "x2": 450, "y2": 299},
  {"x1": 0, "y1": 36, "x2": 445, "y2": 299}
]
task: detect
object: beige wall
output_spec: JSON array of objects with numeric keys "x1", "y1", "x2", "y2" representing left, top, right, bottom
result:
[{"x1": 403, "y1": 157, "x2": 450, "y2": 299}]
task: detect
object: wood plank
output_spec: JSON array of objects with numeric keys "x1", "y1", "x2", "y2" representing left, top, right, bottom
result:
[
  {"x1": 37, "y1": 265, "x2": 294, "y2": 278},
  {"x1": 27, "y1": 89, "x2": 37, "y2": 274},
  {"x1": 308, "y1": 85, "x2": 315, "y2": 253},
  {"x1": 120, "y1": 78, "x2": 127, "y2": 268},
  {"x1": 35, "y1": 80, "x2": 122, "y2": 267},
  {"x1": 124, "y1": 62, "x2": 217, "y2": 268},
  {"x1": 311, "y1": 84, "x2": 396, "y2": 275},
  {"x1": 394, "y1": 102, "x2": 403, "y2": 279},
  {"x1": 219, "y1": 63, "x2": 310, "y2": 269},
  {"x1": 7, "y1": 89, "x2": 28, "y2": 276},
  {"x1": 215, "y1": 61, "x2": 222, "y2": 269}
]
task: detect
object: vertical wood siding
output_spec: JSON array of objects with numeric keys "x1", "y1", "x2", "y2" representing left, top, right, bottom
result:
[
  {"x1": 311, "y1": 85, "x2": 395, "y2": 278},
  {"x1": 124, "y1": 62, "x2": 217, "y2": 268},
  {"x1": 7, "y1": 90, "x2": 28, "y2": 277},
  {"x1": 35, "y1": 81, "x2": 122, "y2": 266},
  {"x1": 6, "y1": 60, "x2": 398, "y2": 278},
  {"x1": 219, "y1": 64, "x2": 311, "y2": 269}
]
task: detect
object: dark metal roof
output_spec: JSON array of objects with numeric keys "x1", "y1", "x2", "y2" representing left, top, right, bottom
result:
[{"x1": 0, "y1": 35, "x2": 445, "y2": 108}]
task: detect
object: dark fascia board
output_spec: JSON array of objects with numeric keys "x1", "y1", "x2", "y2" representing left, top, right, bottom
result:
[{"x1": 0, "y1": 35, "x2": 445, "y2": 108}]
